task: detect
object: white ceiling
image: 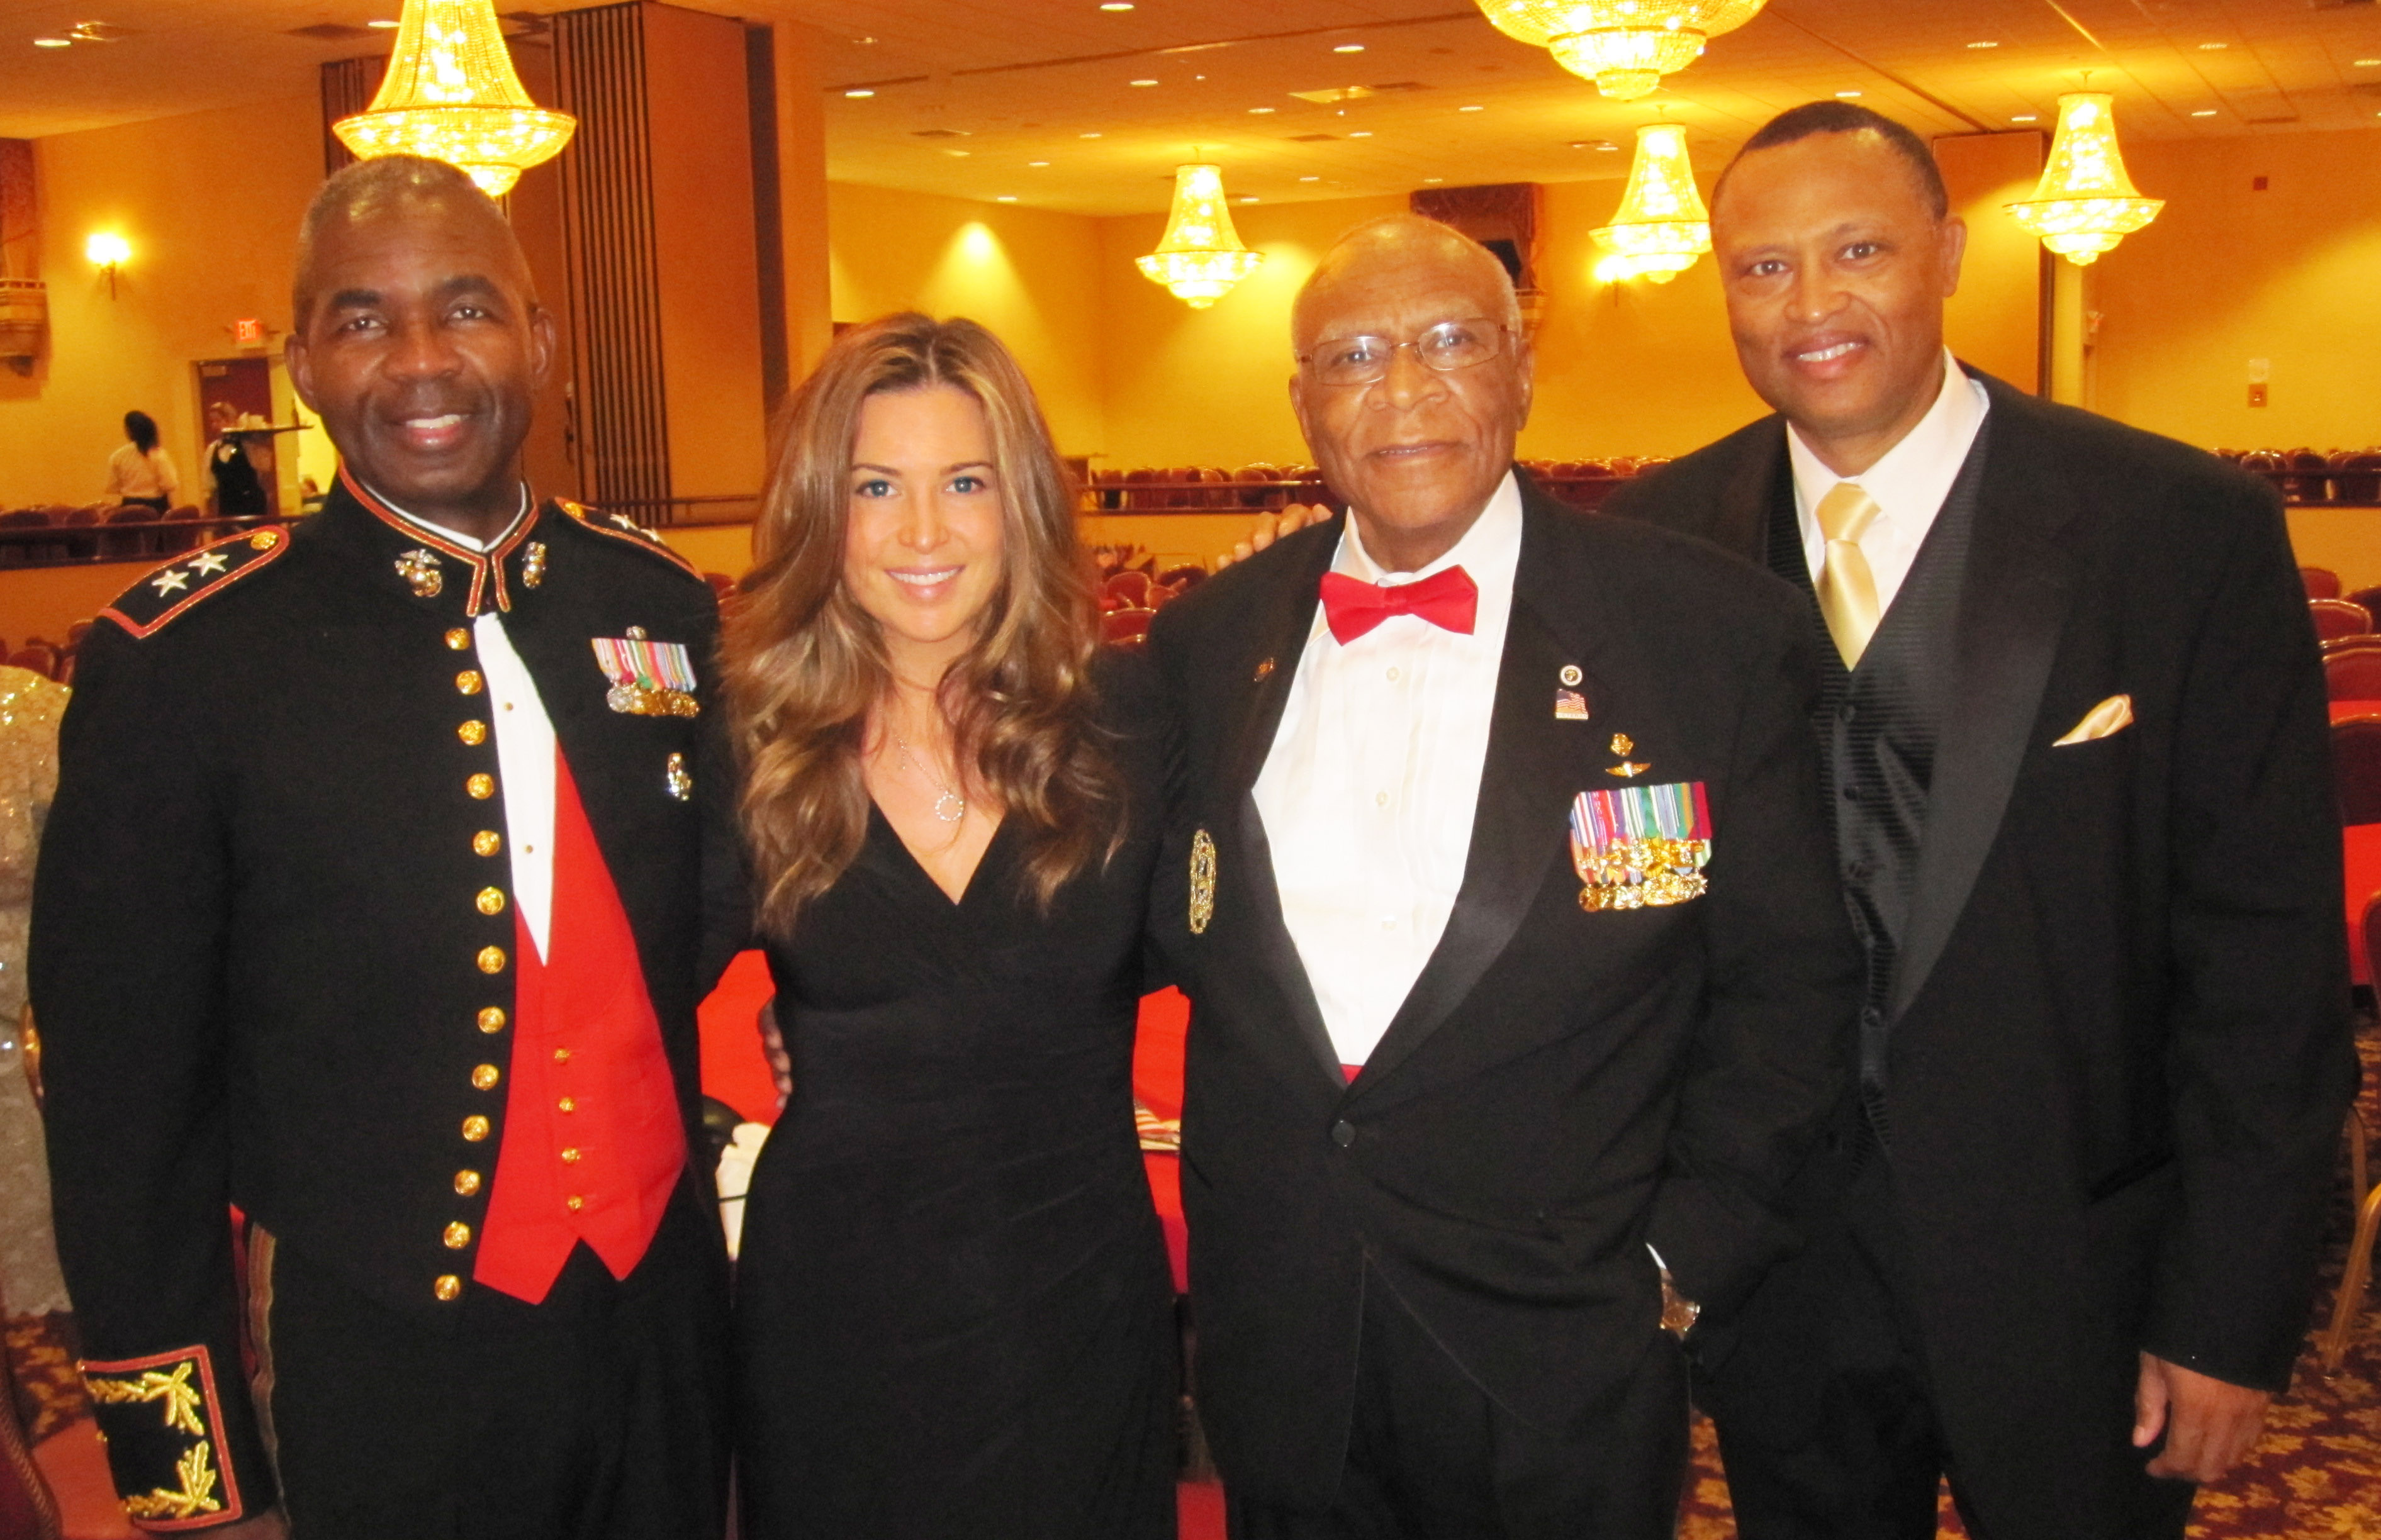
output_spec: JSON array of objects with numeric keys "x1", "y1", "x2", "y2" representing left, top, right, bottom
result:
[{"x1": 4, "y1": 0, "x2": 2380, "y2": 214}]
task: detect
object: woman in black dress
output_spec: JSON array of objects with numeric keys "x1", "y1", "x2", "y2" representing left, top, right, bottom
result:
[{"x1": 722, "y1": 313, "x2": 1177, "y2": 1539}]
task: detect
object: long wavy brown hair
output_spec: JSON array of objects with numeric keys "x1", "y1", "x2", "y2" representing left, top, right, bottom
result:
[{"x1": 724, "y1": 312, "x2": 1124, "y2": 936}]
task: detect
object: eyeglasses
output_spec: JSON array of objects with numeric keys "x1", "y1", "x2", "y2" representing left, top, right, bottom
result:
[{"x1": 1297, "y1": 320, "x2": 1511, "y2": 388}]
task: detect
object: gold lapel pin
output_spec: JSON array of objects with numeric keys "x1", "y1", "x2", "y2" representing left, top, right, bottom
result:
[
  {"x1": 1606, "y1": 732, "x2": 1650, "y2": 778},
  {"x1": 1560, "y1": 664, "x2": 1583, "y2": 687},
  {"x1": 1555, "y1": 689, "x2": 1589, "y2": 722}
]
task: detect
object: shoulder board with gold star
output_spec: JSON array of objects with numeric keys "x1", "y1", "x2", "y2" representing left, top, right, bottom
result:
[
  {"x1": 554, "y1": 499, "x2": 700, "y2": 580},
  {"x1": 98, "y1": 528, "x2": 292, "y2": 640}
]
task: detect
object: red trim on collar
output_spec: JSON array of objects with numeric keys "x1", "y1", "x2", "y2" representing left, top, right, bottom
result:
[{"x1": 339, "y1": 466, "x2": 532, "y2": 616}]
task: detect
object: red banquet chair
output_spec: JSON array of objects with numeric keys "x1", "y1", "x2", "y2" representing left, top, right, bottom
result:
[
  {"x1": 2312, "y1": 598, "x2": 2372, "y2": 642},
  {"x1": 1101, "y1": 607, "x2": 1155, "y2": 649},
  {"x1": 2330, "y1": 649, "x2": 2381, "y2": 701},
  {"x1": 2305, "y1": 566, "x2": 2345, "y2": 600},
  {"x1": 1104, "y1": 569, "x2": 1152, "y2": 608},
  {"x1": 2335, "y1": 715, "x2": 2381, "y2": 825}
]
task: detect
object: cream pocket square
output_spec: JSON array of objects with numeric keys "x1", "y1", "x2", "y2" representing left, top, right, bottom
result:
[{"x1": 2054, "y1": 694, "x2": 2134, "y2": 746}]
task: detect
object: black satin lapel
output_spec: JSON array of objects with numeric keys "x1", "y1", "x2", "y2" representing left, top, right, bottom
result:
[
  {"x1": 1357, "y1": 542, "x2": 1578, "y2": 1089},
  {"x1": 1888, "y1": 416, "x2": 2077, "y2": 1018},
  {"x1": 1215, "y1": 521, "x2": 1344, "y2": 1083},
  {"x1": 1715, "y1": 420, "x2": 1789, "y2": 565}
]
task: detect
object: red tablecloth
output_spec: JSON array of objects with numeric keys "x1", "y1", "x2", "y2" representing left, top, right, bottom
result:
[
  {"x1": 2333, "y1": 701, "x2": 2381, "y2": 722},
  {"x1": 697, "y1": 956, "x2": 1193, "y2": 1291}
]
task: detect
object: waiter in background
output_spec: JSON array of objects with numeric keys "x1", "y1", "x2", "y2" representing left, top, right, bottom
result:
[{"x1": 33, "y1": 154, "x2": 737, "y2": 1538}]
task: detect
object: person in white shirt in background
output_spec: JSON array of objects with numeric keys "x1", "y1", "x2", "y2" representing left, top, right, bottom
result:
[{"x1": 101, "y1": 410, "x2": 177, "y2": 511}]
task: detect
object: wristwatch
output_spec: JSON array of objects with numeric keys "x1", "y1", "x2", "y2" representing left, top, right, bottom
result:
[{"x1": 1657, "y1": 1266, "x2": 1702, "y2": 1339}]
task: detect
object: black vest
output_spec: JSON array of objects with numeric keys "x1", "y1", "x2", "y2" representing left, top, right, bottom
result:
[{"x1": 1763, "y1": 425, "x2": 1991, "y2": 1110}]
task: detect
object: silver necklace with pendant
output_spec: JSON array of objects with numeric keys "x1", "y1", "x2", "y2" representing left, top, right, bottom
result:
[{"x1": 894, "y1": 734, "x2": 967, "y2": 823}]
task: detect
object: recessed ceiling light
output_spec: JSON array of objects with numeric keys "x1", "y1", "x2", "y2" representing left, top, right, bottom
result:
[
  {"x1": 1101, "y1": 2, "x2": 1133, "y2": 9},
  {"x1": 1029, "y1": 160, "x2": 1050, "y2": 166},
  {"x1": 2190, "y1": 109, "x2": 2216, "y2": 117},
  {"x1": 1966, "y1": 40, "x2": 1998, "y2": 49},
  {"x1": 948, "y1": 149, "x2": 971, "y2": 157},
  {"x1": 1835, "y1": 90, "x2": 1863, "y2": 99},
  {"x1": 853, "y1": 35, "x2": 877, "y2": 43},
  {"x1": 2012, "y1": 114, "x2": 2038, "y2": 122},
  {"x1": 2199, "y1": 42, "x2": 2228, "y2": 50},
  {"x1": 1129, "y1": 78, "x2": 1158, "y2": 86},
  {"x1": 367, "y1": 18, "x2": 400, "y2": 28},
  {"x1": 997, "y1": 196, "x2": 1017, "y2": 203},
  {"x1": 1459, "y1": 104, "x2": 1484, "y2": 111},
  {"x1": 1299, "y1": 174, "x2": 1319, "y2": 181},
  {"x1": 2360, "y1": 59, "x2": 2381, "y2": 67},
  {"x1": 844, "y1": 89, "x2": 875, "y2": 98},
  {"x1": 32, "y1": 36, "x2": 70, "y2": 47},
  {"x1": 1080, "y1": 131, "x2": 1103, "y2": 138},
  {"x1": 1249, "y1": 106, "x2": 1275, "y2": 114},
  {"x1": 1334, "y1": 44, "x2": 1364, "y2": 53},
  {"x1": 1569, "y1": 139, "x2": 1620, "y2": 151},
  {"x1": 1239, "y1": 195, "x2": 1259, "y2": 203},
  {"x1": 1423, "y1": 176, "x2": 1443, "y2": 183},
  {"x1": 1349, "y1": 130, "x2": 1373, "y2": 138}
]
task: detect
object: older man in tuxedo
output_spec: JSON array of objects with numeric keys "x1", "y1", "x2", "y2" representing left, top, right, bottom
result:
[
  {"x1": 1601, "y1": 101, "x2": 2353, "y2": 1539},
  {"x1": 1147, "y1": 214, "x2": 1860, "y2": 1537}
]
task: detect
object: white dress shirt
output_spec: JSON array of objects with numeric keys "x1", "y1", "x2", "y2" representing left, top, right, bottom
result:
[
  {"x1": 384, "y1": 488, "x2": 556, "y2": 959},
  {"x1": 1253, "y1": 471, "x2": 1524, "y2": 1068},
  {"x1": 1787, "y1": 348, "x2": 1990, "y2": 611}
]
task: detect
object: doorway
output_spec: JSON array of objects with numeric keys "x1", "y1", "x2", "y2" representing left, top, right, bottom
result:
[{"x1": 193, "y1": 357, "x2": 279, "y2": 516}]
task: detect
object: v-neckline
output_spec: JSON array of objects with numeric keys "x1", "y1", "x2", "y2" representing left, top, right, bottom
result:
[{"x1": 868, "y1": 799, "x2": 1009, "y2": 910}]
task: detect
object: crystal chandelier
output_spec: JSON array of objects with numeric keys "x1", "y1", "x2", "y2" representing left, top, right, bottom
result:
[
  {"x1": 333, "y1": 0, "x2": 576, "y2": 198},
  {"x1": 1136, "y1": 164, "x2": 1265, "y2": 308},
  {"x1": 2005, "y1": 92, "x2": 2163, "y2": 265},
  {"x1": 1591, "y1": 124, "x2": 1710, "y2": 283},
  {"x1": 1473, "y1": 0, "x2": 1768, "y2": 101}
]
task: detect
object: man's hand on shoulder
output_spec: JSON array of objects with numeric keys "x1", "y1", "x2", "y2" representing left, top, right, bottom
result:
[
  {"x1": 1216, "y1": 504, "x2": 1332, "y2": 571},
  {"x1": 2133, "y1": 1352, "x2": 2271, "y2": 1482}
]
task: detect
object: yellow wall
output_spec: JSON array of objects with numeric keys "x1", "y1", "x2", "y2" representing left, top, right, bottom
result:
[
  {"x1": 0, "y1": 94, "x2": 322, "y2": 510},
  {"x1": 2091, "y1": 128, "x2": 2381, "y2": 452},
  {"x1": 827, "y1": 182, "x2": 1111, "y2": 459}
]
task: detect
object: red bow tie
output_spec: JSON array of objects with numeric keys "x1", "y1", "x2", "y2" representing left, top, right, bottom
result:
[{"x1": 1318, "y1": 566, "x2": 1479, "y2": 645}]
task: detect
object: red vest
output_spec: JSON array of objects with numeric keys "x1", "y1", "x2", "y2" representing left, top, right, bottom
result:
[{"x1": 474, "y1": 748, "x2": 687, "y2": 1304}]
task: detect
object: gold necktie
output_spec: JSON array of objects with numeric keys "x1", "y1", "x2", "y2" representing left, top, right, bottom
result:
[{"x1": 1814, "y1": 482, "x2": 1883, "y2": 669}]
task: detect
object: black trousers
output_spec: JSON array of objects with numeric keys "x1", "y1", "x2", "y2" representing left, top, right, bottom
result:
[
  {"x1": 250, "y1": 1175, "x2": 731, "y2": 1540},
  {"x1": 1228, "y1": 1268, "x2": 1688, "y2": 1540},
  {"x1": 1695, "y1": 1151, "x2": 2195, "y2": 1540}
]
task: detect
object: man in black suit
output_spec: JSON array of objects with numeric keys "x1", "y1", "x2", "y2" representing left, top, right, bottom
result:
[
  {"x1": 33, "y1": 156, "x2": 734, "y2": 1537},
  {"x1": 1600, "y1": 103, "x2": 2353, "y2": 1539},
  {"x1": 1147, "y1": 214, "x2": 1861, "y2": 1537}
]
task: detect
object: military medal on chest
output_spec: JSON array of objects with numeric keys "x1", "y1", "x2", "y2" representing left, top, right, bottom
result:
[
  {"x1": 591, "y1": 627, "x2": 700, "y2": 717},
  {"x1": 1568, "y1": 779, "x2": 1712, "y2": 912}
]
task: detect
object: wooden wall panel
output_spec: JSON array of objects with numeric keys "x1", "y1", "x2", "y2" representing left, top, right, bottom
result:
[{"x1": 552, "y1": 2, "x2": 673, "y2": 515}]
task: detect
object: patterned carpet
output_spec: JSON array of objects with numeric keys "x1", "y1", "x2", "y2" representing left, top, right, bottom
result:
[{"x1": 1679, "y1": 1024, "x2": 2381, "y2": 1540}]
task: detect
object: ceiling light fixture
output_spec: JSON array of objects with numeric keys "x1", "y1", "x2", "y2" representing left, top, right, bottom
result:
[
  {"x1": 1030, "y1": 160, "x2": 1050, "y2": 167},
  {"x1": 997, "y1": 195, "x2": 1017, "y2": 202},
  {"x1": 1299, "y1": 174, "x2": 1319, "y2": 181},
  {"x1": 2360, "y1": 59, "x2": 2381, "y2": 67},
  {"x1": 1101, "y1": 2, "x2": 1134, "y2": 9},
  {"x1": 1335, "y1": 44, "x2": 1364, "y2": 53},
  {"x1": 368, "y1": 18, "x2": 401, "y2": 28},
  {"x1": 845, "y1": 89, "x2": 875, "y2": 98},
  {"x1": 2190, "y1": 109, "x2": 2216, "y2": 117},
  {"x1": 1081, "y1": 131, "x2": 1104, "y2": 138},
  {"x1": 1423, "y1": 176, "x2": 1444, "y2": 183},
  {"x1": 2006, "y1": 91, "x2": 2163, "y2": 265},
  {"x1": 332, "y1": 0, "x2": 576, "y2": 196},
  {"x1": 1591, "y1": 121, "x2": 1709, "y2": 283},
  {"x1": 1138, "y1": 163, "x2": 1264, "y2": 308},
  {"x1": 2012, "y1": 114, "x2": 2038, "y2": 123},
  {"x1": 1967, "y1": 40, "x2": 1998, "y2": 49},
  {"x1": 1349, "y1": 130, "x2": 1373, "y2": 137},
  {"x1": 1129, "y1": 78, "x2": 1158, "y2": 86},
  {"x1": 1835, "y1": 90, "x2": 1862, "y2": 99},
  {"x1": 2199, "y1": 42, "x2": 2229, "y2": 51},
  {"x1": 1472, "y1": 0, "x2": 1766, "y2": 101},
  {"x1": 33, "y1": 36, "x2": 71, "y2": 47},
  {"x1": 1460, "y1": 103, "x2": 1484, "y2": 111},
  {"x1": 1250, "y1": 106, "x2": 1275, "y2": 113}
]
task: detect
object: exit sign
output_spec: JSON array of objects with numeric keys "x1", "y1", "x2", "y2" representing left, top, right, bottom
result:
[{"x1": 232, "y1": 317, "x2": 266, "y2": 347}]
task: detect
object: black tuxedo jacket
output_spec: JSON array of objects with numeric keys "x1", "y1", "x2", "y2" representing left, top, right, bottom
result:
[
  {"x1": 31, "y1": 479, "x2": 739, "y2": 1525},
  {"x1": 1145, "y1": 477, "x2": 1861, "y2": 1504},
  {"x1": 1602, "y1": 370, "x2": 2355, "y2": 1526}
]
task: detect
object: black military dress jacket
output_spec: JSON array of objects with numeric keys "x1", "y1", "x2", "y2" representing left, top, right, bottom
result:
[{"x1": 30, "y1": 475, "x2": 734, "y2": 1528}]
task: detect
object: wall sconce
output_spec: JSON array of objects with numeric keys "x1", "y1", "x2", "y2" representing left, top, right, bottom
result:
[{"x1": 86, "y1": 232, "x2": 130, "y2": 298}]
